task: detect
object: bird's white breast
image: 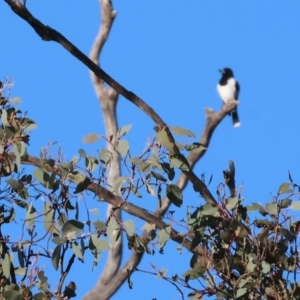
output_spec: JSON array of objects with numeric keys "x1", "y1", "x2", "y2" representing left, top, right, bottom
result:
[{"x1": 217, "y1": 78, "x2": 237, "y2": 103}]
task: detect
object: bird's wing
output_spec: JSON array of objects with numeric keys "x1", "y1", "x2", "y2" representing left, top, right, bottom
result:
[{"x1": 235, "y1": 80, "x2": 240, "y2": 100}]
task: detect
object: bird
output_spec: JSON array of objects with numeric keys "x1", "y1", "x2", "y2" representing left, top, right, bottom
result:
[{"x1": 217, "y1": 68, "x2": 240, "y2": 127}]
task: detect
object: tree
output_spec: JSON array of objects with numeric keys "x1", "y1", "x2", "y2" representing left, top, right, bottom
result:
[{"x1": 2, "y1": 0, "x2": 300, "y2": 299}]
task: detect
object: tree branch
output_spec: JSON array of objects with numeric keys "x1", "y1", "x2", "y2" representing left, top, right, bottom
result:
[
  {"x1": 87, "y1": 0, "x2": 122, "y2": 293},
  {"x1": 4, "y1": 0, "x2": 164, "y2": 127}
]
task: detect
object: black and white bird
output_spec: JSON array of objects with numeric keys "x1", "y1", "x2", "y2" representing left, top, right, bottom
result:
[{"x1": 217, "y1": 68, "x2": 240, "y2": 127}]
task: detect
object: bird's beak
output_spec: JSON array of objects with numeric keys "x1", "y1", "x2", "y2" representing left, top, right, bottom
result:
[{"x1": 218, "y1": 69, "x2": 224, "y2": 74}]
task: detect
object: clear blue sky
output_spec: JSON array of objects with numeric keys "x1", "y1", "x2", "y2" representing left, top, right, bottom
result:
[{"x1": 1, "y1": 1, "x2": 300, "y2": 299}]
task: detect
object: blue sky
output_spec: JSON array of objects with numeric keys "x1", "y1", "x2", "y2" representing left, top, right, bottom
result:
[{"x1": 1, "y1": 1, "x2": 300, "y2": 299}]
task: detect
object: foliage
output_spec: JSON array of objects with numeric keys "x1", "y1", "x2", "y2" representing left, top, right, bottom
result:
[{"x1": 0, "y1": 80, "x2": 299, "y2": 300}]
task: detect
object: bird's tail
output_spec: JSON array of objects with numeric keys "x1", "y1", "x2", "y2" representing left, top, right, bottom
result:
[{"x1": 232, "y1": 109, "x2": 240, "y2": 127}]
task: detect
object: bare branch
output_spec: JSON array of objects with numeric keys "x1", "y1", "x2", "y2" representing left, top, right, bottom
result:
[
  {"x1": 88, "y1": 0, "x2": 122, "y2": 293},
  {"x1": 4, "y1": 0, "x2": 164, "y2": 127}
]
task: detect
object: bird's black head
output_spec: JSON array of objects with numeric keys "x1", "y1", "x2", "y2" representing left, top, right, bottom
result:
[{"x1": 219, "y1": 68, "x2": 234, "y2": 78}]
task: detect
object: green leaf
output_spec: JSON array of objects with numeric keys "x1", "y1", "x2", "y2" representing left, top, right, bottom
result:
[
  {"x1": 22, "y1": 118, "x2": 37, "y2": 131},
  {"x1": 152, "y1": 145, "x2": 159, "y2": 160},
  {"x1": 166, "y1": 184, "x2": 183, "y2": 207},
  {"x1": 99, "y1": 148, "x2": 112, "y2": 164},
  {"x1": 75, "y1": 201, "x2": 79, "y2": 220},
  {"x1": 156, "y1": 129, "x2": 174, "y2": 152},
  {"x1": 265, "y1": 202, "x2": 278, "y2": 215},
  {"x1": 117, "y1": 124, "x2": 132, "y2": 138},
  {"x1": 226, "y1": 197, "x2": 239, "y2": 210},
  {"x1": 91, "y1": 234, "x2": 110, "y2": 251},
  {"x1": 43, "y1": 202, "x2": 59, "y2": 235},
  {"x1": 236, "y1": 287, "x2": 248, "y2": 298},
  {"x1": 291, "y1": 201, "x2": 300, "y2": 211},
  {"x1": 51, "y1": 236, "x2": 65, "y2": 245},
  {"x1": 185, "y1": 142, "x2": 206, "y2": 154},
  {"x1": 147, "y1": 157, "x2": 162, "y2": 170},
  {"x1": 52, "y1": 244, "x2": 61, "y2": 271},
  {"x1": 33, "y1": 292, "x2": 47, "y2": 300},
  {"x1": 6, "y1": 178, "x2": 23, "y2": 190},
  {"x1": 68, "y1": 171, "x2": 85, "y2": 184},
  {"x1": 107, "y1": 218, "x2": 119, "y2": 238},
  {"x1": 26, "y1": 202, "x2": 36, "y2": 228},
  {"x1": 17, "y1": 249, "x2": 24, "y2": 268},
  {"x1": 72, "y1": 242, "x2": 83, "y2": 260},
  {"x1": 33, "y1": 168, "x2": 51, "y2": 188},
  {"x1": 2, "y1": 253, "x2": 11, "y2": 278},
  {"x1": 278, "y1": 227, "x2": 293, "y2": 241},
  {"x1": 80, "y1": 238, "x2": 85, "y2": 258},
  {"x1": 9, "y1": 97, "x2": 21, "y2": 104},
  {"x1": 78, "y1": 148, "x2": 87, "y2": 157},
  {"x1": 116, "y1": 139, "x2": 129, "y2": 156},
  {"x1": 198, "y1": 204, "x2": 219, "y2": 216},
  {"x1": 261, "y1": 261, "x2": 270, "y2": 274},
  {"x1": 131, "y1": 184, "x2": 142, "y2": 198},
  {"x1": 90, "y1": 248, "x2": 101, "y2": 271},
  {"x1": 188, "y1": 292, "x2": 203, "y2": 299},
  {"x1": 130, "y1": 157, "x2": 144, "y2": 166},
  {"x1": 259, "y1": 228, "x2": 269, "y2": 242},
  {"x1": 255, "y1": 219, "x2": 274, "y2": 228},
  {"x1": 169, "y1": 126, "x2": 195, "y2": 137},
  {"x1": 146, "y1": 157, "x2": 162, "y2": 170},
  {"x1": 61, "y1": 220, "x2": 84, "y2": 236},
  {"x1": 158, "y1": 226, "x2": 171, "y2": 249},
  {"x1": 279, "y1": 198, "x2": 292, "y2": 208},
  {"x1": 278, "y1": 182, "x2": 293, "y2": 194},
  {"x1": 246, "y1": 203, "x2": 268, "y2": 216},
  {"x1": 130, "y1": 157, "x2": 151, "y2": 173},
  {"x1": 183, "y1": 262, "x2": 206, "y2": 280},
  {"x1": 14, "y1": 152, "x2": 20, "y2": 172},
  {"x1": 14, "y1": 199, "x2": 28, "y2": 209},
  {"x1": 14, "y1": 267, "x2": 26, "y2": 276},
  {"x1": 14, "y1": 141, "x2": 26, "y2": 157},
  {"x1": 58, "y1": 212, "x2": 68, "y2": 227},
  {"x1": 74, "y1": 177, "x2": 91, "y2": 194},
  {"x1": 82, "y1": 133, "x2": 100, "y2": 144},
  {"x1": 150, "y1": 171, "x2": 167, "y2": 182},
  {"x1": 146, "y1": 183, "x2": 156, "y2": 196},
  {"x1": 157, "y1": 184, "x2": 162, "y2": 207},
  {"x1": 161, "y1": 163, "x2": 175, "y2": 181},
  {"x1": 2, "y1": 290, "x2": 22, "y2": 300},
  {"x1": 18, "y1": 187, "x2": 29, "y2": 200},
  {"x1": 170, "y1": 155, "x2": 190, "y2": 171},
  {"x1": 85, "y1": 156, "x2": 99, "y2": 172},
  {"x1": 1, "y1": 109, "x2": 10, "y2": 126},
  {"x1": 61, "y1": 162, "x2": 72, "y2": 180},
  {"x1": 124, "y1": 220, "x2": 135, "y2": 236},
  {"x1": 93, "y1": 220, "x2": 106, "y2": 230},
  {"x1": 112, "y1": 176, "x2": 127, "y2": 196}
]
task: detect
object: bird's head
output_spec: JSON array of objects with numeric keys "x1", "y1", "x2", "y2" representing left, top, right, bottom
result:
[{"x1": 219, "y1": 68, "x2": 234, "y2": 77}]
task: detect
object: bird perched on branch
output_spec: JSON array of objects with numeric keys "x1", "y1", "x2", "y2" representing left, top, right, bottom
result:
[{"x1": 217, "y1": 68, "x2": 240, "y2": 127}]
